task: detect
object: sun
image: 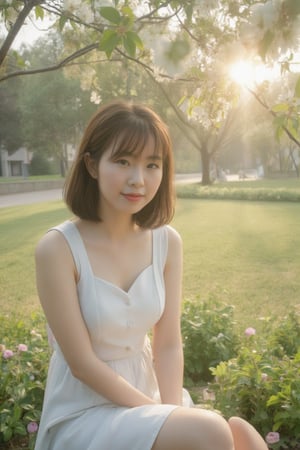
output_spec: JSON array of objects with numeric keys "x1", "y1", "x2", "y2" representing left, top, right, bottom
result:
[{"x1": 229, "y1": 60, "x2": 278, "y2": 87}]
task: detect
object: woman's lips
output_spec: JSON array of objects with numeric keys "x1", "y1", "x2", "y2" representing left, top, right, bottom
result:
[{"x1": 122, "y1": 193, "x2": 144, "y2": 202}]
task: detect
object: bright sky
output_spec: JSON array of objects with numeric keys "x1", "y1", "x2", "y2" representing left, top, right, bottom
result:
[{"x1": 7, "y1": 17, "x2": 53, "y2": 49}]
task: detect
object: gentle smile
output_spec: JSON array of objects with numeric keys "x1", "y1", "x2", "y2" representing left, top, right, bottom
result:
[{"x1": 122, "y1": 193, "x2": 144, "y2": 201}]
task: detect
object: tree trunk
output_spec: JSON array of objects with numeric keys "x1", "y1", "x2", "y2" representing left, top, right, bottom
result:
[
  {"x1": 200, "y1": 147, "x2": 211, "y2": 185},
  {"x1": 289, "y1": 147, "x2": 299, "y2": 177}
]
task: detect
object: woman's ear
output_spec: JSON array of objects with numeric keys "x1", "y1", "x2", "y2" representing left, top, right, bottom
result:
[{"x1": 84, "y1": 153, "x2": 98, "y2": 179}]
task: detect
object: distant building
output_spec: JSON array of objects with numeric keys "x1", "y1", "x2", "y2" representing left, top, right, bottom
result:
[{"x1": 0, "y1": 147, "x2": 32, "y2": 177}]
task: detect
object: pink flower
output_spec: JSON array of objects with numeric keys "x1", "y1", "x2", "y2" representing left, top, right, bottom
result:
[
  {"x1": 265, "y1": 431, "x2": 280, "y2": 444},
  {"x1": 2, "y1": 349, "x2": 14, "y2": 359},
  {"x1": 245, "y1": 327, "x2": 256, "y2": 337},
  {"x1": 17, "y1": 344, "x2": 28, "y2": 352},
  {"x1": 27, "y1": 422, "x2": 38, "y2": 434}
]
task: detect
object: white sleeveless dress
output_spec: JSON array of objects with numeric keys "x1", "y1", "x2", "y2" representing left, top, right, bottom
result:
[{"x1": 35, "y1": 220, "x2": 192, "y2": 450}]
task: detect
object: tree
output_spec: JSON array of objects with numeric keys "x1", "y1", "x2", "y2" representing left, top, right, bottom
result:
[
  {"x1": 0, "y1": 51, "x2": 23, "y2": 153},
  {"x1": 1, "y1": 0, "x2": 300, "y2": 183},
  {"x1": 0, "y1": 76, "x2": 22, "y2": 152},
  {"x1": 19, "y1": 35, "x2": 96, "y2": 176}
]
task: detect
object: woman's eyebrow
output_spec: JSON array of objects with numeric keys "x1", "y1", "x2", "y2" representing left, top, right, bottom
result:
[
  {"x1": 115, "y1": 151, "x2": 162, "y2": 161},
  {"x1": 147, "y1": 154, "x2": 162, "y2": 161}
]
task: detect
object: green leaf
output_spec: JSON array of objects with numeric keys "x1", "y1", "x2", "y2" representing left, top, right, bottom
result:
[
  {"x1": 14, "y1": 422, "x2": 27, "y2": 436},
  {"x1": 274, "y1": 125, "x2": 283, "y2": 142},
  {"x1": 58, "y1": 14, "x2": 68, "y2": 32},
  {"x1": 123, "y1": 32, "x2": 136, "y2": 57},
  {"x1": 34, "y1": 5, "x2": 44, "y2": 20},
  {"x1": 3, "y1": 426, "x2": 12, "y2": 442},
  {"x1": 258, "y1": 29, "x2": 274, "y2": 60},
  {"x1": 271, "y1": 103, "x2": 290, "y2": 113},
  {"x1": 99, "y1": 29, "x2": 121, "y2": 58},
  {"x1": 294, "y1": 76, "x2": 300, "y2": 98},
  {"x1": 286, "y1": 119, "x2": 299, "y2": 140},
  {"x1": 177, "y1": 95, "x2": 187, "y2": 108},
  {"x1": 126, "y1": 31, "x2": 143, "y2": 50},
  {"x1": 267, "y1": 394, "x2": 280, "y2": 407},
  {"x1": 69, "y1": 19, "x2": 78, "y2": 31},
  {"x1": 13, "y1": 405, "x2": 22, "y2": 421},
  {"x1": 122, "y1": 31, "x2": 143, "y2": 57},
  {"x1": 121, "y1": 6, "x2": 135, "y2": 20},
  {"x1": 100, "y1": 6, "x2": 121, "y2": 25}
]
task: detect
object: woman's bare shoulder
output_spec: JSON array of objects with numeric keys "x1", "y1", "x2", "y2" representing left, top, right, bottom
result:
[
  {"x1": 35, "y1": 228, "x2": 69, "y2": 262},
  {"x1": 166, "y1": 225, "x2": 182, "y2": 247},
  {"x1": 164, "y1": 225, "x2": 182, "y2": 265}
]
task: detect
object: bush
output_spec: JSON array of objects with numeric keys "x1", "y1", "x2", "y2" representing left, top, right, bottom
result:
[
  {"x1": 210, "y1": 311, "x2": 300, "y2": 450},
  {"x1": 176, "y1": 184, "x2": 300, "y2": 203},
  {"x1": 181, "y1": 298, "x2": 240, "y2": 383},
  {"x1": 1, "y1": 305, "x2": 299, "y2": 449},
  {"x1": 29, "y1": 153, "x2": 52, "y2": 176},
  {"x1": 268, "y1": 312, "x2": 300, "y2": 358},
  {"x1": 0, "y1": 313, "x2": 49, "y2": 449}
]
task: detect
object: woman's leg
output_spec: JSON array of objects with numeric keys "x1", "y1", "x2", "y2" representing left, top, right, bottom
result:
[
  {"x1": 229, "y1": 417, "x2": 268, "y2": 450},
  {"x1": 152, "y1": 407, "x2": 234, "y2": 450},
  {"x1": 152, "y1": 408, "x2": 268, "y2": 450}
]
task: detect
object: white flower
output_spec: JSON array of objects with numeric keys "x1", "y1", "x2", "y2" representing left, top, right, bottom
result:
[{"x1": 90, "y1": 91, "x2": 102, "y2": 105}]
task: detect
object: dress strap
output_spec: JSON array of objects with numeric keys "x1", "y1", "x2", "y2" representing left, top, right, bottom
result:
[
  {"x1": 48, "y1": 220, "x2": 91, "y2": 279},
  {"x1": 152, "y1": 226, "x2": 169, "y2": 313},
  {"x1": 152, "y1": 226, "x2": 168, "y2": 270}
]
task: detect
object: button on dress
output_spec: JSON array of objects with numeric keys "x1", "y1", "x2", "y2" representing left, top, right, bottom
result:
[{"x1": 35, "y1": 221, "x2": 192, "y2": 450}]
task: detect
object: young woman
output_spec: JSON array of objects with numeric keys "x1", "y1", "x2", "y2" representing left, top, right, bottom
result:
[{"x1": 34, "y1": 100, "x2": 268, "y2": 450}]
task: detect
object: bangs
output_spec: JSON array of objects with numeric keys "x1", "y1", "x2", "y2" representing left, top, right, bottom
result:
[{"x1": 109, "y1": 120, "x2": 166, "y2": 160}]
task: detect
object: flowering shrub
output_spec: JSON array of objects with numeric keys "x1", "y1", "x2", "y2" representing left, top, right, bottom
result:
[
  {"x1": 210, "y1": 312, "x2": 300, "y2": 450},
  {"x1": 268, "y1": 312, "x2": 300, "y2": 358},
  {"x1": 0, "y1": 313, "x2": 50, "y2": 449},
  {"x1": 181, "y1": 298, "x2": 240, "y2": 383},
  {"x1": 1, "y1": 304, "x2": 299, "y2": 449}
]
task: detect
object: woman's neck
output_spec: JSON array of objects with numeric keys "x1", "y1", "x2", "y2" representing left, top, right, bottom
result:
[{"x1": 77, "y1": 215, "x2": 139, "y2": 243}]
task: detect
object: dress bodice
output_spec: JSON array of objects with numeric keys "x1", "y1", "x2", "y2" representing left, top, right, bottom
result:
[{"x1": 49, "y1": 220, "x2": 168, "y2": 361}]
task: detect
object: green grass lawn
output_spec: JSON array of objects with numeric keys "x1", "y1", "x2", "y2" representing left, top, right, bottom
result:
[
  {"x1": 0, "y1": 175, "x2": 63, "y2": 183},
  {"x1": 173, "y1": 199, "x2": 300, "y2": 331},
  {"x1": 1, "y1": 197, "x2": 300, "y2": 332},
  {"x1": 0, "y1": 201, "x2": 70, "y2": 317}
]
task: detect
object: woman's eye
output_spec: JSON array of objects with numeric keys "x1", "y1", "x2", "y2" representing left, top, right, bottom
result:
[
  {"x1": 116, "y1": 159, "x2": 129, "y2": 166},
  {"x1": 147, "y1": 163, "x2": 160, "y2": 169}
]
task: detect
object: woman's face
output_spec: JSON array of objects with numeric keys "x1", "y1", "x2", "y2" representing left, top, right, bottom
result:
[{"x1": 94, "y1": 136, "x2": 163, "y2": 219}]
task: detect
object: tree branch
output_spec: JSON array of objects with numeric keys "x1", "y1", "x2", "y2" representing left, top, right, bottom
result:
[
  {"x1": 247, "y1": 86, "x2": 300, "y2": 148},
  {"x1": 212, "y1": 108, "x2": 238, "y2": 155},
  {"x1": 136, "y1": 1, "x2": 181, "y2": 23},
  {"x1": 143, "y1": 67, "x2": 204, "y2": 151},
  {"x1": 0, "y1": 0, "x2": 42, "y2": 66},
  {"x1": 0, "y1": 43, "x2": 99, "y2": 82},
  {"x1": 115, "y1": 47, "x2": 198, "y2": 83}
]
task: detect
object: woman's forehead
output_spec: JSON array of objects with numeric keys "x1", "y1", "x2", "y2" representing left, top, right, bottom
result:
[{"x1": 109, "y1": 131, "x2": 162, "y2": 157}]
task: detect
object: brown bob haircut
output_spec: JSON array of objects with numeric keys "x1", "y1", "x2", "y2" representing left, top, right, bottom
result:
[{"x1": 64, "y1": 100, "x2": 175, "y2": 228}]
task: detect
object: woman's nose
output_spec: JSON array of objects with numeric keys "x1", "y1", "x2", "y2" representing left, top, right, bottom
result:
[{"x1": 128, "y1": 166, "x2": 144, "y2": 186}]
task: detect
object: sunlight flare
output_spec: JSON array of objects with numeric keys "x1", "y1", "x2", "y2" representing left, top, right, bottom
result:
[{"x1": 229, "y1": 60, "x2": 278, "y2": 87}]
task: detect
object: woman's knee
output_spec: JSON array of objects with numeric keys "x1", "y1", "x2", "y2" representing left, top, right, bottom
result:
[
  {"x1": 152, "y1": 407, "x2": 234, "y2": 450},
  {"x1": 228, "y1": 416, "x2": 268, "y2": 450}
]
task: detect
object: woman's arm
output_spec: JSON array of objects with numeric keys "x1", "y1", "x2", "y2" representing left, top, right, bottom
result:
[
  {"x1": 35, "y1": 230, "x2": 157, "y2": 408},
  {"x1": 152, "y1": 226, "x2": 184, "y2": 405}
]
